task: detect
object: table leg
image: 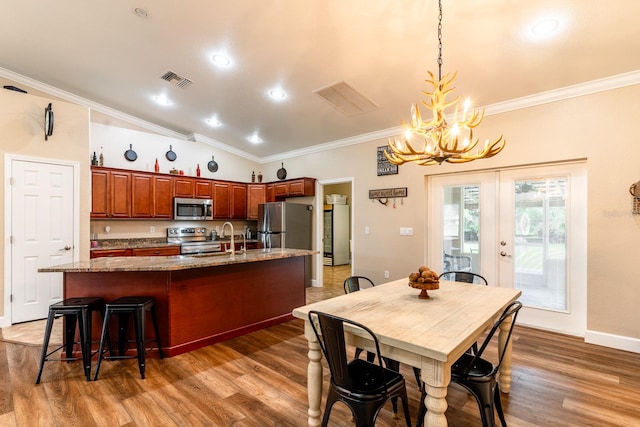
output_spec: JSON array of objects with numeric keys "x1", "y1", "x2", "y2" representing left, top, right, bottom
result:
[
  {"x1": 498, "y1": 313, "x2": 514, "y2": 393},
  {"x1": 421, "y1": 360, "x2": 450, "y2": 427},
  {"x1": 305, "y1": 321, "x2": 322, "y2": 427}
]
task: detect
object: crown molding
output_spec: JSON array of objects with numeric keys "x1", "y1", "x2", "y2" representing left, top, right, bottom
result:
[
  {"x1": 187, "y1": 133, "x2": 260, "y2": 162},
  {"x1": 0, "y1": 67, "x2": 188, "y2": 140},
  {"x1": 3, "y1": 66, "x2": 639, "y2": 163},
  {"x1": 483, "y1": 70, "x2": 640, "y2": 116}
]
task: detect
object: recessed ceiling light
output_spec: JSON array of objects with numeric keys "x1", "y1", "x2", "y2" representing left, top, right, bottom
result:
[
  {"x1": 153, "y1": 95, "x2": 171, "y2": 106},
  {"x1": 532, "y1": 18, "x2": 559, "y2": 36},
  {"x1": 206, "y1": 116, "x2": 222, "y2": 127},
  {"x1": 268, "y1": 88, "x2": 287, "y2": 101},
  {"x1": 134, "y1": 8, "x2": 148, "y2": 18},
  {"x1": 212, "y1": 54, "x2": 232, "y2": 68},
  {"x1": 248, "y1": 133, "x2": 262, "y2": 144}
]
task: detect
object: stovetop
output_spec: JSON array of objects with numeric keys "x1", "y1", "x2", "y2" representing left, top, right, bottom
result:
[{"x1": 166, "y1": 227, "x2": 208, "y2": 243}]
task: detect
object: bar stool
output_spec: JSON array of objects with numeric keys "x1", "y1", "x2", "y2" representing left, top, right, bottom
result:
[
  {"x1": 93, "y1": 296, "x2": 163, "y2": 380},
  {"x1": 35, "y1": 297, "x2": 105, "y2": 384}
]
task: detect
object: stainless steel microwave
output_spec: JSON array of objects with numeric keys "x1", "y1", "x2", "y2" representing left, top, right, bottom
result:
[{"x1": 173, "y1": 197, "x2": 213, "y2": 221}]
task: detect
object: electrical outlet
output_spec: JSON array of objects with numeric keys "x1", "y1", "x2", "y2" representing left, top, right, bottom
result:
[
  {"x1": 384, "y1": 270, "x2": 389, "y2": 279},
  {"x1": 150, "y1": 226, "x2": 155, "y2": 233},
  {"x1": 364, "y1": 226, "x2": 370, "y2": 235}
]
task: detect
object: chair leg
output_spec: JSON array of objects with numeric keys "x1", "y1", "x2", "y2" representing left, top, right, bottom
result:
[
  {"x1": 149, "y1": 304, "x2": 163, "y2": 359},
  {"x1": 93, "y1": 309, "x2": 112, "y2": 381},
  {"x1": 413, "y1": 367, "x2": 422, "y2": 389},
  {"x1": 399, "y1": 390, "x2": 413, "y2": 427},
  {"x1": 416, "y1": 386, "x2": 426, "y2": 427},
  {"x1": 35, "y1": 311, "x2": 56, "y2": 384},
  {"x1": 80, "y1": 305, "x2": 93, "y2": 381},
  {"x1": 383, "y1": 357, "x2": 400, "y2": 415},
  {"x1": 117, "y1": 313, "x2": 130, "y2": 356},
  {"x1": 494, "y1": 384, "x2": 507, "y2": 427},
  {"x1": 64, "y1": 314, "x2": 77, "y2": 360},
  {"x1": 321, "y1": 387, "x2": 339, "y2": 427},
  {"x1": 133, "y1": 305, "x2": 146, "y2": 379}
]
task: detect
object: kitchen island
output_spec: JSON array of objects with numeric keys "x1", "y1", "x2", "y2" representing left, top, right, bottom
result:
[{"x1": 39, "y1": 248, "x2": 316, "y2": 356}]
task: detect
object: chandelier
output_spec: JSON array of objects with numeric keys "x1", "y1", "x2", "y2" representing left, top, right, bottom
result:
[{"x1": 385, "y1": 0, "x2": 505, "y2": 166}]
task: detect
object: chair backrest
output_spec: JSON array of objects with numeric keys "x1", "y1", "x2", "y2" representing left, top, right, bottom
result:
[
  {"x1": 438, "y1": 271, "x2": 488, "y2": 286},
  {"x1": 308, "y1": 310, "x2": 387, "y2": 392},
  {"x1": 459, "y1": 301, "x2": 523, "y2": 376},
  {"x1": 343, "y1": 276, "x2": 375, "y2": 294},
  {"x1": 443, "y1": 252, "x2": 472, "y2": 272}
]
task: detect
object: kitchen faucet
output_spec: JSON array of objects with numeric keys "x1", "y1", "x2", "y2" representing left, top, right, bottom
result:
[{"x1": 221, "y1": 221, "x2": 235, "y2": 257}]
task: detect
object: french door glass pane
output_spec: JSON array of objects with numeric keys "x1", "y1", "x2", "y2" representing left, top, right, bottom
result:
[
  {"x1": 513, "y1": 178, "x2": 567, "y2": 310},
  {"x1": 443, "y1": 185, "x2": 480, "y2": 273}
]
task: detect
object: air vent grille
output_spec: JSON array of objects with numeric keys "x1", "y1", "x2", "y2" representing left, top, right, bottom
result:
[
  {"x1": 161, "y1": 70, "x2": 193, "y2": 89},
  {"x1": 313, "y1": 81, "x2": 378, "y2": 117}
]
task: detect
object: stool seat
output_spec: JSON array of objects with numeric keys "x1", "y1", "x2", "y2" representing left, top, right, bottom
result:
[
  {"x1": 35, "y1": 297, "x2": 105, "y2": 384},
  {"x1": 93, "y1": 296, "x2": 163, "y2": 380}
]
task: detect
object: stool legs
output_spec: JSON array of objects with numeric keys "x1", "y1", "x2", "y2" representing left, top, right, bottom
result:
[
  {"x1": 35, "y1": 297, "x2": 104, "y2": 384},
  {"x1": 35, "y1": 310, "x2": 57, "y2": 384},
  {"x1": 93, "y1": 297, "x2": 162, "y2": 381}
]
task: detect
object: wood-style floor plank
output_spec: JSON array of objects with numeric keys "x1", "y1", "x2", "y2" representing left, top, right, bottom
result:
[{"x1": 1, "y1": 265, "x2": 640, "y2": 426}]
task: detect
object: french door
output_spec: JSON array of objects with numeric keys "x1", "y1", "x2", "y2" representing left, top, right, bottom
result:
[{"x1": 427, "y1": 163, "x2": 587, "y2": 335}]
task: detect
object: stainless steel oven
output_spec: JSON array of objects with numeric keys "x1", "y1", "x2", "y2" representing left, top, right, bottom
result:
[
  {"x1": 173, "y1": 197, "x2": 213, "y2": 221},
  {"x1": 167, "y1": 227, "x2": 221, "y2": 254}
]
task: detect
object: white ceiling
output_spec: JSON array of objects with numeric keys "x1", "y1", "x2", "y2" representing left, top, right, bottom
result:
[{"x1": 1, "y1": 0, "x2": 639, "y2": 159}]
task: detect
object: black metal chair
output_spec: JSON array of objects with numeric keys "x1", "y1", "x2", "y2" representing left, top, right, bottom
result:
[
  {"x1": 439, "y1": 271, "x2": 488, "y2": 286},
  {"x1": 344, "y1": 276, "x2": 422, "y2": 390},
  {"x1": 416, "y1": 301, "x2": 523, "y2": 427},
  {"x1": 343, "y1": 275, "x2": 375, "y2": 293},
  {"x1": 308, "y1": 310, "x2": 412, "y2": 427},
  {"x1": 93, "y1": 296, "x2": 163, "y2": 380},
  {"x1": 439, "y1": 271, "x2": 488, "y2": 354},
  {"x1": 35, "y1": 297, "x2": 105, "y2": 384}
]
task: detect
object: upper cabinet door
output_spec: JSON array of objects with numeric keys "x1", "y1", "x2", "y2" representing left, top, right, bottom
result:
[
  {"x1": 213, "y1": 182, "x2": 230, "y2": 219},
  {"x1": 131, "y1": 173, "x2": 153, "y2": 218},
  {"x1": 247, "y1": 184, "x2": 266, "y2": 219}
]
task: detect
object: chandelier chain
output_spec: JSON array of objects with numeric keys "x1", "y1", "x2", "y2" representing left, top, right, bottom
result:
[{"x1": 437, "y1": 0, "x2": 443, "y2": 81}]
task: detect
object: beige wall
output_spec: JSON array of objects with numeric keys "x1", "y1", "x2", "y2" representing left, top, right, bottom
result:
[
  {"x1": 1, "y1": 89, "x2": 90, "y2": 319},
  {"x1": 3, "y1": 82, "x2": 640, "y2": 349},
  {"x1": 258, "y1": 84, "x2": 640, "y2": 347}
]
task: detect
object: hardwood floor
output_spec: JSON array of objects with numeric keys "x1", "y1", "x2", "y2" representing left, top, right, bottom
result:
[{"x1": 1, "y1": 266, "x2": 640, "y2": 426}]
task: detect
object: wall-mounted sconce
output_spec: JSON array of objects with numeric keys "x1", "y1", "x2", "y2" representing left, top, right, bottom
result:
[{"x1": 44, "y1": 103, "x2": 54, "y2": 141}]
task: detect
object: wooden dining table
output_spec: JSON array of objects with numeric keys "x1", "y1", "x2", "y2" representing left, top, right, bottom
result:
[{"x1": 292, "y1": 278, "x2": 521, "y2": 427}]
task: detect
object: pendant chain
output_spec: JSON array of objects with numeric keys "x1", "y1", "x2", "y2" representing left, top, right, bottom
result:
[{"x1": 437, "y1": 0, "x2": 443, "y2": 82}]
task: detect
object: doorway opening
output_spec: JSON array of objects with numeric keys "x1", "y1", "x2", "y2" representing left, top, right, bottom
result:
[{"x1": 315, "y1": 178, "x2": 354, "y2": 288}]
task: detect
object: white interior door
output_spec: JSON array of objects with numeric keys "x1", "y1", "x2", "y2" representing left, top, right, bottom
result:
[
  {"x1": 428, "y1": 163, "x2": 587, "y2": 335},
  {"x1": 10, "y1": 159, "x2": 75, "y2": 323}
]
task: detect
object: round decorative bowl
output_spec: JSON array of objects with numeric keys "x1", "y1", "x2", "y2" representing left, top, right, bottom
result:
[{"x1": 408, "y1": 281, "x2": 440, "y2": 299}]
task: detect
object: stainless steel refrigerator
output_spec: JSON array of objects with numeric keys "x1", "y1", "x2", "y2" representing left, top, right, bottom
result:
[{"x1": 258, "y1": 202, "x2": 313, "y2": 285}]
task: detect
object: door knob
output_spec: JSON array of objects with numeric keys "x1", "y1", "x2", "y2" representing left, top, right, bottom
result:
[
  {"x1": 500, "y1": 251, "x2": 512, "y2": 257},
  {"x1": 59, "y1": 245, "x2": 72, "y2": 252}
]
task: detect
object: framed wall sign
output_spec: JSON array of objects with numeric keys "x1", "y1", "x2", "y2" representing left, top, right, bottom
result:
[{"x1": 376, "y1": 146, "x2": 398, "y2": 176}]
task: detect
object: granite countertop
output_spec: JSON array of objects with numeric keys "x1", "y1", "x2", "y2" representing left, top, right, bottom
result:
[
  {"x1": 90, "y1": 237, "x2": 259, "y2": 251},
  {"x1": 40, "y1": 248, "x2": 318, "y2": 273}
]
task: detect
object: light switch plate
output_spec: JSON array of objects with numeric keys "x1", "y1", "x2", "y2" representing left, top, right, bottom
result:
[{"x1": 399, "y1": 227, "x2": 413, "y2": 236}]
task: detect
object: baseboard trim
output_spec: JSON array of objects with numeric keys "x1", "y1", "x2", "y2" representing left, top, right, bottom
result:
[{"x1": 585, "y1": 329, "x2": 640, "y2": 354}]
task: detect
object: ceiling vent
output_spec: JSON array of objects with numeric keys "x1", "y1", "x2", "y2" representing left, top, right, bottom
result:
[
  {"x1": 160, "y1": 70, "x2": 193, "y2": 89},
  {"x1": 313, "y1": 81, "x2": 379, "y2": 117}
]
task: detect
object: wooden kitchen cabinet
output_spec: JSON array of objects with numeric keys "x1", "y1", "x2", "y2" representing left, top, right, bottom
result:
[
  {"x1": 90, "y1": 248, "x2": 132, "y2": 258},
  {"x1": 131, "y1": 246, "x2": 180, "y2": 256},
  {"x1": 128, "y1": 172, "x2": 175, "y2": 219},
  {"x1": 153, "y1": 175, "x2": 174, "y2": 218},
  {"x1": 265, "y1": 184, "x2": 275, "y2": 202},
  {"x1": 91, "y1": 169, "x2": 131, "y2": 218},
  {"x1": 231, "y1": 183, "x2": 247, "y2": 219},
  {"x1": 247, "y1": 184, "x2": 266, "y2": 219},
  {"x1": 131, "y1": 172, "x2": 154, "y2": 217},
  {"x1": 272, "y1": 178, "x2": 316, "y2": 200},
  {"x1": 173, "y1": 177, "x2": 195, "y2": 198},
  {"x1": 213, "y1": 181, "x2": 230, "y2": 219},
  {"x1": 194, "y1": 180, "x2": 212, "y2": 198}
]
